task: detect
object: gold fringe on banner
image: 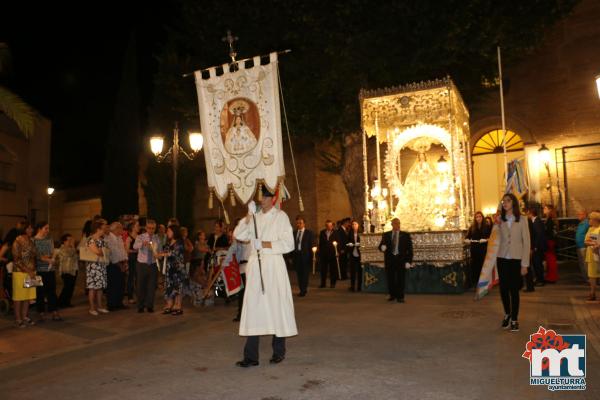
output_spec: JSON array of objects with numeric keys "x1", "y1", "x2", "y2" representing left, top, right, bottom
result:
[
  {"x1": 257, "y1": 183, "x2": 263, "y2": 201},
  {"x1": 230, "y1": 188, "x2": 236, "y2": 207},
  {"x1": 208, "y1": 190, "x2": 214, "y2": 209}
]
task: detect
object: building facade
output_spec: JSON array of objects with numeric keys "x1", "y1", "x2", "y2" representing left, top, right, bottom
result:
[{"x1": 0, "y1": 114, "x2": 51, "y2": 238}]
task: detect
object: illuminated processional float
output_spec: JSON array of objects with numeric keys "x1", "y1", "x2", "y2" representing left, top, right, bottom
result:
[{"x1": 359, "y1": 77, "x2": 475, "y2": 293}]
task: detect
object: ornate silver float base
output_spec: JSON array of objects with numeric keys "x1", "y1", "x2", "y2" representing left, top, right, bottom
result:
[{"x1": 360, "y1": 231, "x2": 469, "y2": 294}]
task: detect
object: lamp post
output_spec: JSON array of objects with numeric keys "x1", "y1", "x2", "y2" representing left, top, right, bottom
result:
[
  {"x1": 538, "y1": 143, "x2": 553, "y2": 207},
  {"x1": 47, "y1": 187, "x2": 54, "y2": 223},
  {"x1": 149, "y1": 122, "x2": 203, "y2": 219}
]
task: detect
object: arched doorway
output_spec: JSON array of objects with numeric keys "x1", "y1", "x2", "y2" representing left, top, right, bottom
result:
[{"x1": 472, "y1": 129, "x2": 525, "y2": 214}]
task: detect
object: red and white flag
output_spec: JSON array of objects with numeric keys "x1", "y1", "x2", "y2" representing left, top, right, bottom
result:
[{"x1": 221, "y1": 254, "x2": 242, "y2": 297}]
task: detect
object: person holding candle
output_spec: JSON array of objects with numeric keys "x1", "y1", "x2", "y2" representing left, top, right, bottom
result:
[{"x1": 292, "y1": 215, "x2": 314, "y2": 297}]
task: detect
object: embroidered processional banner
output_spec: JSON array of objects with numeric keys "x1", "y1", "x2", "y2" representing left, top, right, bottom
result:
[{"x1": 195, "y1": 53, "x2": 285, "y2": 205}]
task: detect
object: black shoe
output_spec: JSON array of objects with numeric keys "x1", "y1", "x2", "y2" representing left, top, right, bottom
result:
[
  {"x1": 501, "y1": 315, "x2": 510, "y2": 329},
  {"x1": 269, "y1": 355, "x2": 285, "y2": 364},
  {"x1": 232, "y1": 316, "x2": 240, "y2": 322},
  {"x1": 348, "y1": 287, "x2": 355, "y2": 292},
  {"x1": 147, "y1": 308, "x2": 154, "y2": 313},
  {"x1": 535, "y1": 282, "x2": 545, "y2": 287},
  {"x1": 236, "y1": 359, "x2": 259, "y2": 368},
  {"x1": 510, "y1": 321, "x2": 519, "y2": 332},
  {"x1": 523, "y1": 288, "x2": 535, "y2": 292},
  {"x1": 318, "y1": 285, "x2": 326, "y2": 288},
  {"x1": 397, "y1": 298, "x2": 405, "y2": 303},
  {"x1": 137, "y1": 308, "x2": 144, "y2": 313},
  {"x1": 298, "y1": 292, "x2": 306, "y2": 297},
  {"x1": 330, "y1": 284, "x2": 336, "y2": 288},
  {"x1": 387, "y1": 296, "x2": 396, "y2": 302}
]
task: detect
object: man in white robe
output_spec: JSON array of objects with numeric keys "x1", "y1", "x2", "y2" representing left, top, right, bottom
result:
[{"x1": 234, "y1": 186, "x2": 297, "y2": 367}]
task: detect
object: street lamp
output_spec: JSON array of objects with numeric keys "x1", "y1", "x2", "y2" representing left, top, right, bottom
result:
[
  {"x1": 149, "y1": 122, "x2": 203, "y2": 218},
  {"x1": 538, "y1": 144, "x2": 554, "y2": 206},
  {"x1": 47, "y1": 187, "x2": 54, "y2": 222}
]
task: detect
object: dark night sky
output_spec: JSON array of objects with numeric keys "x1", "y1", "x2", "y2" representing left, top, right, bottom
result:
[{"x1": 1, "y1": 3, "x2": 173, "y2": 188}]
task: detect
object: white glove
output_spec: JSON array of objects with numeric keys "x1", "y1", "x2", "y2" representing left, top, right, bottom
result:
[
  {"x1": 405, "y1": 262, "x2": 412, "y2": 269},
  {"x1": 248, "y1": 200, "x2": 257, "y2": 215},
  {"x1": 346, "y1": 243, "x2": 354, "y2": 247},
  {"x1": 480, "y1": 239, "x2": 488, "y2": 243},
  {"x1": 464, "y1": 239, "x2": 471, "y2": 244},
  {"x1": 252, "y1": 238, "x2": 262, "y2": 250},
  {"x1": 380, "y1": 244, "x2": 387, "y2": 252}
]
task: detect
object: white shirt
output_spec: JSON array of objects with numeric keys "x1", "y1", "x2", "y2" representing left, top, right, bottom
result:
[
  {"x1": 352, "y1": 232, "x2": 359, "y2": 257},
  {"x1": 106, "y1": 232, "x2": 127, "y2": 264}
]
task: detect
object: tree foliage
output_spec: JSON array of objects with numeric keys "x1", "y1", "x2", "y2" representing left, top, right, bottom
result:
[
  {"x1": 152, "y1": 0, "x2": 577, "y2": 136},
  {"x1": 0, "y1": 43, "x2": 37, "y2": 138}
]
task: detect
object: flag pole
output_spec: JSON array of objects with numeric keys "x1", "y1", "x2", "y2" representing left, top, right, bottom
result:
[{"x1": 497, "y1": 46, "x2": 509, "y2": 186}]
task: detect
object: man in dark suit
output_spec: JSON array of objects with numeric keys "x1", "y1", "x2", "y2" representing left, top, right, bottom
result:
[
  {"x1": 318, "y1": 220, "x2": 339, "y2": 288},
  {"x1": 336, "y1": 217, "x2": 351, "y2": 280},
  {"x1": 292, "y1": 216, "x2": 315, "y2": 297},
  {"x1": 347, "y1": 220, "x2": 362, "y2": 292},
  {"x1": 378, "y1": 218, "x2": 413, "y2": 303},
  {"x1": 528, "y1": 208, "x2": 547, "y2": 286}
]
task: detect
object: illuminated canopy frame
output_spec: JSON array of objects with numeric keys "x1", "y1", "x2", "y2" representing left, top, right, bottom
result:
[{"x1": 359, "y1": 77, "x2": 474, "y2": 231}]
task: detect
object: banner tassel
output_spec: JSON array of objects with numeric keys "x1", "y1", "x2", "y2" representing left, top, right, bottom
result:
[
  {"x1": 257, "y1": 183, "x2": 263, "y2": 201},
  {"x1": 208, "y1": 190, "x2": 214, "y2": 209}
]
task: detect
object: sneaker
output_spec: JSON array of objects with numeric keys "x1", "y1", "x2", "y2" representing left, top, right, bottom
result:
[
  {"x1": 510, "y1": 321, "x2": 519, "y2": 332},
  {"x1": 97, "y1": 308, "x2": 110, "y2": 314},
  {"x1": 89, "y1": 310, "x2": 99, "y2": 316},
  {"x1": 501, "y1": 315, "x2": 510, "y2": 329}
]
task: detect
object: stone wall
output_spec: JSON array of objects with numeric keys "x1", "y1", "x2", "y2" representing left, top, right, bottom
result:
[{"x1": 191, "y1": 137, "x2": 351, "y2": 236}]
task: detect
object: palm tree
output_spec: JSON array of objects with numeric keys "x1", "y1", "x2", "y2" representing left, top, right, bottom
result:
[{"x1": 0, "y1": 42, "x2": 37, "y2": 138}]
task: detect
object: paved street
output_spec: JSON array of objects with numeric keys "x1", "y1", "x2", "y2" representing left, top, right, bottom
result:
[{"x1": 1, "y1": 262, "x2": 599, "y2": 399}]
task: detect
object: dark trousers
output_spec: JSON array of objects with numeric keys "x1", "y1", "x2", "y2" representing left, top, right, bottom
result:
[
  {"x1": 107, "y1": 263, "x2": 125, "y2": 308},
  {"x1": 294, "y1": 253, "x2": 310, "y2": 294},
  {"x1": 340, "y1": 254, "x2": 348, "y2": 280},
  {"x1": 470, "y1": 246, "x2": 486, "y2": 288},
  {"x1": 320, "y1": 257, "x2": 338, "y2": 286},
  {"x1": 58, "y1": 272, "x2": 77, "y2": 307},
  {"x1": 349, "y1": 255, "x2": 362, "y2": 291},
  {"x1": 497, "y1": 258, "x2": 521, "y2": 321},
  {"x1": 236, "y1": 272, "x2": 246, "y2": 319},
  {"x1": 243, "y1": 335, "x2": 286, "y2": 362},
  {"x1": 532, "y1": 250, "x2": 545, "y2": 283},
  {"x1": 525, "y1": 265, "x2": 535, "y2": 291},
  {"x1": 36, "y1": 271, "x2": 58, "y2": 313},
  {"x1": 127, "y1": 254, "x2": 137, "y2": 299},
  {"x1": 136, "y1": 262, "x2": 158, "y2": 309},
  {"x1": 385, "y1": 255, "x2": 406, "y2": 299}
]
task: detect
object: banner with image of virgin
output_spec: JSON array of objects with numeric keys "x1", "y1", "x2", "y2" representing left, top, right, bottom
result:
[{"x1": 194, "y1": 53, "x2": 285, "y2": 205}]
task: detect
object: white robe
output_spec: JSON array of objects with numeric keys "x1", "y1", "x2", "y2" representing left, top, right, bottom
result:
[{"x1": 234, "y1": 207, "x2": 298, "y2": 337}]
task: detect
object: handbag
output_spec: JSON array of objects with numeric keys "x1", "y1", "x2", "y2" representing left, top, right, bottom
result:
[
  {"x1": 24, "y1": 275, "x2": 43, "y2": 288},
  {"x1": 80, "y1": 245, "x2": 110, "y2": 263}
]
